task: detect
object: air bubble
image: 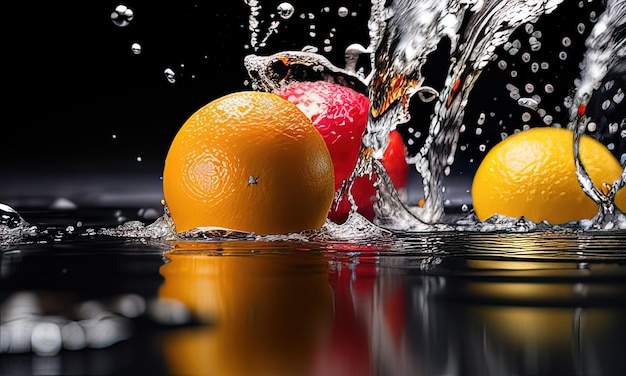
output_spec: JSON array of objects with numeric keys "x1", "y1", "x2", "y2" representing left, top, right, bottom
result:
[
  {"x1": 497, "y1": 60, "x2": 507, "y2": 70},
  {"x1": 609, "y1": 122, "x2": 619, "y2": 134},
  {"x1": 608, "y1": 143, "x2": 615, "y2": 150},
  {"x1": 541, "y1": 61, "x2": 549, "y2": 70},
  {"x1": 475, "y1": 128, "x2": 483, "y2": 135},
  {"x1": 577, "y1": 23, "x2": 586, "y2": 34},
  {"x1": 510, "y1": 70, "x2": 518, "y2": 78},
  {"x1": 602, "y1": 99, "x2": 611, "y2": 110},
  {"x1": 558, "y1": 51, "x2": 568, "y2": 60},
  {"x1": 521, "y1": 52, "x2": 531, "y2": 63},
  {"x1": 478, "y1": 144, "x2": 487, "y2": 152},
  {"x1": 522, "y1": 112, "x2": 532, "y2": 122},
  {"x1": 614, "y1": 90, "x2": 624, "y2": 104},
  {"x1": 338, "y1": 7, "x2": 349, "y2": 17}
]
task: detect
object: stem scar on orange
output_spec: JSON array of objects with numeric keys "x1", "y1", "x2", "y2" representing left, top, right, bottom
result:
[
  {"x1": 471, "y1": 127, "x2": 626, "y2": 224},
  {"x1": 163, "y1": 91, "x2": 335, "y2": 235}
]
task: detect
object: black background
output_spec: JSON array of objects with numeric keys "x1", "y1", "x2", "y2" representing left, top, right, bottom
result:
[
  {"x1": 1, "y1": 0, "x2": 613, "y2": 213},
  {"x1": 1, "y1": 1, "x2": 372, "y2": 211}
]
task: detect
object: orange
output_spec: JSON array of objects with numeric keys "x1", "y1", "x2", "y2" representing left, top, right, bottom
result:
[
  {"x1": 471, "y1": 127, "x2": 626, "y2": 224},
  {"x1": 158, "y1": 245, "x2": 333, "y2": 375},
  {"x1": 162, "y1": 91, "x2": 335, "y2": 234}
]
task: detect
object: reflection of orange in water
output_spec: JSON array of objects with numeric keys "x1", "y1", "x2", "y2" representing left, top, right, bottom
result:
[
  {"x1": 162, "y1": 91, "x2": 335, "y2": 235},
  {"x1": 158, "y1": 243, "x2": 334, "y2": 376}
]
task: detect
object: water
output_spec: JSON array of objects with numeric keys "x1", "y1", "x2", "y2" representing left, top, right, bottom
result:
[
  {"x1": 3, "y1": 1, "x2": 626, "y2": 374},
  {"x1": 244, "y1": 0, "x2": 626, "y2": 231}
]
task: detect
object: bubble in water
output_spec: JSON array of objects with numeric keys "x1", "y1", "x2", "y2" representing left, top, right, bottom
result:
[
  {"x1": 164, "y1": 68, "x2": 176, "y2": 83},
  {"x1": 338, "y1": 6, "x2": 349, "y2": 17},
  {"x1": 130, "y1": 42, "x2": 142, "y2": 55},
  {"x1": 276, "y1": 2, "x2": 295, "y2": 19},
  {"x1": 111, "y1": 5, "x2": 134, "y2": 27}
]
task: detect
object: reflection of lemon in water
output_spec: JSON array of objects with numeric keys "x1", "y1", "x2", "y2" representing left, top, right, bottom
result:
[
  {"x1": 158, "y1": 246, "x2": 333, "y2": 376},
  {"x1": 162, "y1": 91, "x2": 335, "y2": 235},
  {"x1": 472, "y1": 127, "x2": 626, "y2": 224}
]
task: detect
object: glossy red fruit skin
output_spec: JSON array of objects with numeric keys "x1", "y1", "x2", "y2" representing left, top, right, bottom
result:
[
  {"x1": 275, "y1": 81, "x2": 369, "y2": 191},
  {"x1": 329, "y1": 130, "x2": 409, "y2": 223},
  {"x1": 275, "y1": 81, "x2": 409, "y2": 223}
]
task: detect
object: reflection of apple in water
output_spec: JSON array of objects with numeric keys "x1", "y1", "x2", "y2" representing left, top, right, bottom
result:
[{"x1": 275, "y1": 81, "x2": 409, "y2": 223}]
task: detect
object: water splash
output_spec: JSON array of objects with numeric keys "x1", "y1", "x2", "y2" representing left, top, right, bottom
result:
[
  {"x1": 363, "y1": 0, "x2": 565, "y2": 228},
  {"x1": 567, "y1": 0, "x2": 626, "y2": 228}
]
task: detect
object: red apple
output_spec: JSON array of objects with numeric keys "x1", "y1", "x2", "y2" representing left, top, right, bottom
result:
[
  {"x1": 275, "y1": 81, "x2": 409, "y2": 223},
  {"x1": 330, "y1": 130, "x2": 409, "y2": 223}
]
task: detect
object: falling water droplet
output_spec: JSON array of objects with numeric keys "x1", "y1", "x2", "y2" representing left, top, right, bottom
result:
[
  {"x1": 164, "y1": 68, "x2": 176, "y2": 83},
  {"x1": 111, "y1": 5, "x2": 134, "y2": 27},
  {"x1": 276, "y1": 2, "x2": 295, "y2": 20},
  {"x1": 130, "y1": 42, "x2": 142, "y2": 55}
]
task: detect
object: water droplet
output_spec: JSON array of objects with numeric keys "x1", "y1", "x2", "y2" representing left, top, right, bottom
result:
[
  {"x1": 543, "y1": 114, "x2": 553, "y2": 125},
  {"x1": 111, "y1": 5, "x2": 134, "y2": 27},
  {"x1": 524, "y1": 83, "x2": 535, "y2": 93},
  {"x1": 524, "y1": 23, "x2": 534, "y2": 34},
  {"x1": 130, "y1": 42, "x2": 142, "y2": 55},
  {"x1": 562, "y1": 37, "x2": 572, "y2": 47},
  {"x1": 477, "y1": 112, "x2": 486, "y2": 125},
  {"x1": 587, "y1": 122, "x2": 597, "y2": 132},
  {"x1": 277, "y1": 2, "x2": 295, "y2": 19},
  {"x1": 530, "y1": 62, "x2": 539, "y2": 73},
  {"x1": 164, "y1": 68, "x2": 176, "y2": 83}
]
